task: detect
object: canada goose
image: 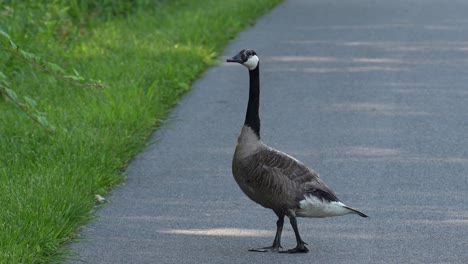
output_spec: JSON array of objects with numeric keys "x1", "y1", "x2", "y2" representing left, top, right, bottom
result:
[{"x1": 227, "y1": 49, "x2": 368, "y2": 254}]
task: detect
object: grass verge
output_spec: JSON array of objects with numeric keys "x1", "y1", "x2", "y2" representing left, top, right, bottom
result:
[{"x1": 0, "y1": 0, "x2": 282, "y2": 262}]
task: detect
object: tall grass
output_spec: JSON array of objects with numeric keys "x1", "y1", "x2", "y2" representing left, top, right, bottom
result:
[{"x1": 0, "y1": 0, "x2": 282, "y2": 262}]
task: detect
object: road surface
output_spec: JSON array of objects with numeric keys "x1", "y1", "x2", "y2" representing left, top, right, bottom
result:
[{"x1": 68, "y1": 0, "x2": 468, "y2": 263}]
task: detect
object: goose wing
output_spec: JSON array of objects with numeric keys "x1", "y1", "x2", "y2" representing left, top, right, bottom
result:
[{"x1": 260, "y1": 147, "x2": 339, "y2": 203}]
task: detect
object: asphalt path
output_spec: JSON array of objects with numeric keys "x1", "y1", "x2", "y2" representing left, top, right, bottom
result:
[{"x1": 68, "y1": 0, "x2": 468, "y2": 263}]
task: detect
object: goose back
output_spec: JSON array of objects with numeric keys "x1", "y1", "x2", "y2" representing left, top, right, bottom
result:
[{"x1": 232, "y1": 126, "x2": 339, "y2": 213}]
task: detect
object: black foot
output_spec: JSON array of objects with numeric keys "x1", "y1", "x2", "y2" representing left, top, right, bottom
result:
[
  {"x1": 279, "y1": 243, "x2": 309, "y2": 253},
  {"x1": 249, "y1": 245, "x2": 282, "y2": 252}
]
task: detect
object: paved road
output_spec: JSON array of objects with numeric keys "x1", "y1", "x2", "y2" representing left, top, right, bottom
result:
[{"x1": 68, "y1": 0, "x2": 468, "y2": 263}]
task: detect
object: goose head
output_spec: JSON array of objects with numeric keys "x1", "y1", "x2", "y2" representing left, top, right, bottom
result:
[{"x1": 226, "y1": 49, "x2": 259, "y2": 70}]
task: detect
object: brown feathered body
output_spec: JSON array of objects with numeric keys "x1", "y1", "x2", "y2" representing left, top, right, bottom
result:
[{"x1": 232, "y1": 126, "x2": 366, "y2": 218}]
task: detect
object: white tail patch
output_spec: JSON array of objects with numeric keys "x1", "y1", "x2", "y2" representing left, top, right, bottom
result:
[{"x1": 296, "y1": 195, "x2": 354, "y2": 218}]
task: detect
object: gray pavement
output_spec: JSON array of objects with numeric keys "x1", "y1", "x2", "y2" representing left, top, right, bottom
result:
[{"x1": 67, "y1": 0, "x2": 468, "y2": 263}]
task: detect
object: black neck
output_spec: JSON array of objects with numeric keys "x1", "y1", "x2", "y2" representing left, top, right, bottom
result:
[{"x1": 244, "y1": 65, "x2": 260, "y2": 138}]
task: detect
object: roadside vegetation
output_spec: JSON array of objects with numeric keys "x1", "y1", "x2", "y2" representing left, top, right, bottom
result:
[{"x1": 0, "y1": 0, "x2": 281, "y2": 262}]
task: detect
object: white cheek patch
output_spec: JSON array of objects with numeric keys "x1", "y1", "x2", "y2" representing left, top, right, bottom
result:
[{"x1": 243, "y1": 55, "x2": 259, "y2": 70}]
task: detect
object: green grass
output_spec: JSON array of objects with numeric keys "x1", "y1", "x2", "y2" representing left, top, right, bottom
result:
[{"x1": 0, "y1": 0, "x2": 282, "y2": 262}]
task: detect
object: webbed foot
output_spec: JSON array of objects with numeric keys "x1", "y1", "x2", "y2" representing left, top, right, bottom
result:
[
  {"x1": 248, "y1": 245, "x2": 282, "y2": 252},
  {"x1": 279, "y1": 242, "x2": 309, "y2": 253}
]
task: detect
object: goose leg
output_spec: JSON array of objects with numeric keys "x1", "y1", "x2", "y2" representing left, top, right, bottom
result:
[
  {"x1": 279, "y1": 215, "x2": 309, "y2": 253},
  {"x1": 249, "y1": 214, "x2": 284, "y2": 252}
]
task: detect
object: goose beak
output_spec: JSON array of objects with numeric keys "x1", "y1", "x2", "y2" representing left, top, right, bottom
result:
[{"x1": 227, "y1": 53, "x2": 243, "y2": 63}]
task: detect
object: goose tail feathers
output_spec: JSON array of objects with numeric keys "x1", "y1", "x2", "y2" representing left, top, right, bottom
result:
[{"x1": 344, "y1": 206, "x2": 369, "y2": 218}]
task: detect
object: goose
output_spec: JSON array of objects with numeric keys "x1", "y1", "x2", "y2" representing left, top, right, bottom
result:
[{"x1": 227, "y1": 49, "x2": 368, "y2": 254}]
